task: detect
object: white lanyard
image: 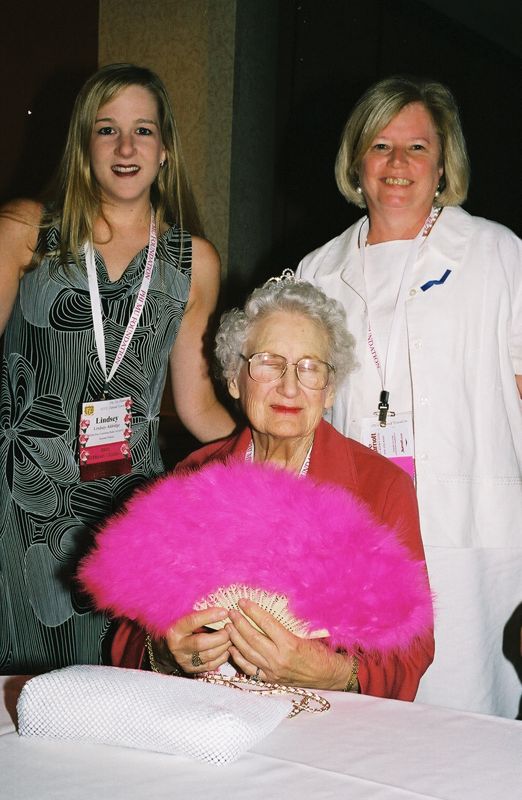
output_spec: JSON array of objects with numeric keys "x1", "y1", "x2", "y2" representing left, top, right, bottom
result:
[
  {"x1": 85, "y1": 212, "x2": 158, "y2": 396},
  {"x1": 359, "y1": 207, "x2": 440, "y2": 425}
]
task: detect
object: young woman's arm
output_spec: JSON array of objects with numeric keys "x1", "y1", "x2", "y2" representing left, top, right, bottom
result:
[{"x1": 169, "y1": 235, "x2": 235, "y2": 442}]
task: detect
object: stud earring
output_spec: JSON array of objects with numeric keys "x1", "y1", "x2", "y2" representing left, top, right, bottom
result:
[
  {"x1": 159, "y1": 160, "x2": 165, "y2": 167},
  {"x1": 356, "y1": 185, "x2": 363, "y2": 195},
  {"x1": 434, "y1": 185, "x2": 441, "y2": 199}
]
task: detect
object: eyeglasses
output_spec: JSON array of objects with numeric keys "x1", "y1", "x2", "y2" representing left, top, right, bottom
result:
[{"x1": 240, "y1": 352, "x2": 334, "y2": 390}]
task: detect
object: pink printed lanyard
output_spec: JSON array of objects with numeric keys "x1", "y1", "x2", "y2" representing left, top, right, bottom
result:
[{"x1": 85, "y1": 211, "x2": 158, "y2": 398}]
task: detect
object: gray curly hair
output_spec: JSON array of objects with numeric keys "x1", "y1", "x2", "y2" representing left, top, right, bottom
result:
[{"x1": 215, "y1": 273, "x2": 358, "y2": 387}]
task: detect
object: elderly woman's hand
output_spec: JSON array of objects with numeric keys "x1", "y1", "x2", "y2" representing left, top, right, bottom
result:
[
  {"x1": 226, "y1": 599, "x2": 357, "y2": 691},
  {"x1": 162, "y1": 607, "x2": 231, "y2": 675}
]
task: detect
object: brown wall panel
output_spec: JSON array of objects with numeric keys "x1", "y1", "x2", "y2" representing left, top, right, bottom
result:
[{"x1": 99, "y1": 0, "x2": 236, "y2": 274}]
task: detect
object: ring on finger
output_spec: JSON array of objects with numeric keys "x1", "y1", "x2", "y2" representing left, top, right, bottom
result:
[
  {"x1": 251, "y1": 666, "x2": 261, "y2": 683},
  {"x1": 191, "y1": 651, "x2": 203, "y2": 668}
]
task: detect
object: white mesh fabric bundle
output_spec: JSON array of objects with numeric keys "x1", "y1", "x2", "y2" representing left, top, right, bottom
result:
[{"x1": 17, "y1": 665, "x2": 292, "y2": 765}]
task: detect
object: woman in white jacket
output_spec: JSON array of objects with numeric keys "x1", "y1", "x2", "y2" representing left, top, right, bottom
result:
[{"x1": 296, "y1": 75, "x2": 522, "y2": 718}]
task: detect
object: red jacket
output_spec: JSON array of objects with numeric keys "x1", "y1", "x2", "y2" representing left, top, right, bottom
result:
[{"x1": 112, "y1": 420, "x2": 434, "y2": 700}]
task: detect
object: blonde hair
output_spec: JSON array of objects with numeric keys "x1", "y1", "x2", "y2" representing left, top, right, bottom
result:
[
  {"x1": 335, "y1": 75, "x2": 470, "y2": 208},
  {"x1": 37, "y1": 63, "x2": 202, "y2": 265}
]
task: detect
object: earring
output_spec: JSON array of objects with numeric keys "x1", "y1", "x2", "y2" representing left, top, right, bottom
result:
[
  {"x1": 434, "y1": 185, "x2": 441, "y2": 199},
  {"x1": 159, "y1": 160, "x2": 165, "y2": 167},
  {"x1": 356, "y1": 185, "x2": 363, "y2": 195}
]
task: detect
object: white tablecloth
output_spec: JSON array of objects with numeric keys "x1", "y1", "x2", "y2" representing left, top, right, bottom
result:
[{"x1": 1, "y1": 674, "x2": 520, "y2": 799}]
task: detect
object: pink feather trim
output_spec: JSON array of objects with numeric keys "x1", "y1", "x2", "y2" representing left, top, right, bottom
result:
[{"x1": 78, "y1": 460, "x2": 433, "y2": 653}]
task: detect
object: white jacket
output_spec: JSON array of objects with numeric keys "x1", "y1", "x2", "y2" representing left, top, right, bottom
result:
[{"x1": 297, "y1": 206, "x2": 522, "y2": 716}]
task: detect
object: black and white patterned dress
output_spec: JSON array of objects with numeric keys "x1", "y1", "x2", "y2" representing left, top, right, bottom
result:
[{"x1": 0, "y1": 222, "x2": 191, "y2": 673}]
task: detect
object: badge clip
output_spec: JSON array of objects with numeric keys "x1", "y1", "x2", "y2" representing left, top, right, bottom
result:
[{"x1": 376, "y1": 390, "x2": 395, "y2": 428}]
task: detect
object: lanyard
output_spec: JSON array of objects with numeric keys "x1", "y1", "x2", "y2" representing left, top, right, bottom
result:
[
  {"x1": 85, "y1": 211, "x2": 158, "y2": 397},
  {"x1": 359, "y1": 207, "x2": 440, "y2": 426}
]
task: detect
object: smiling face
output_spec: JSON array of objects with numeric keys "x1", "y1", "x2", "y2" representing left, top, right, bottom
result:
[
  {"x1": 228, "y1": 310, "x2": 335, "y2": 444},
  {"x1": 89, "y1": 84, "x2": 166, "y2": 207},
  {"x1": 359, "y1": 102, "x2": 443, "y2": 221}
]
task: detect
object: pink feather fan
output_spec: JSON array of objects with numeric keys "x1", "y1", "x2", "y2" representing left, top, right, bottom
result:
[{"x1": 79, "y1": 460, "x2": 433, "y2": 653}]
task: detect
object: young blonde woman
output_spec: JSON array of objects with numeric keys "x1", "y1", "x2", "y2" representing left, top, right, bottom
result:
[{"x1": 0, "y1": 63, "x2": 234, "y2": 674}]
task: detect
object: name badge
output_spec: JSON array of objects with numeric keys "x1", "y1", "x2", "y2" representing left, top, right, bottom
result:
[
  {"x1": 360, "y1": 413, "x2": 415, "y2": 480},
  {"x1": 79, "y1": 397, "x2": 132, "y2": 481}
]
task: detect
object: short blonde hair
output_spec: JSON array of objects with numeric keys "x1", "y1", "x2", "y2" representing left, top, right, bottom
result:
[{"x1": 335, "y1": 75, "x2": 470, "y2": 208}]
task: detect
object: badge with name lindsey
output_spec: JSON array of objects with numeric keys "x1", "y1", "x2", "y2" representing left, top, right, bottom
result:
[
  {"x1": 360, "y1": 413, "x2": 415, "y2": 480},
  {"x1": 79, "y1": 397, "x2": 132, "y2": 481}
]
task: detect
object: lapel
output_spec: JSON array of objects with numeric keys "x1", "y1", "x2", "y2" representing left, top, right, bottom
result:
[
  {"x1": 338, "y1": 218, "x2": 368, "y2": 305},
  {"x1": 415, "y1": 206, "x2": 472, "y2": 283},
  {"x1": 222, "y1": 427, "x2": 252, "y2": 459},
  {"x1": 308, "y1": 419, "x2": 359, "y2": 493},
  {"x1": 307, "y1": 218, "x2": 368, "y2": 308}
]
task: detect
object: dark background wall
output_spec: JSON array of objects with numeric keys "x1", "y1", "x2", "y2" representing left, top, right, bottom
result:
[{"x1": 1, "y1": 3, "x2": 99, "y2": 204}]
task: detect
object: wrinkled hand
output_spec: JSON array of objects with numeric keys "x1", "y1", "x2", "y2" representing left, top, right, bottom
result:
[
  {"x1": 164, "y1": 607, "x2": 231, "y2": 674},
  {"x1": 226, "y1": 599, "x2": 354, "y2": 690}
]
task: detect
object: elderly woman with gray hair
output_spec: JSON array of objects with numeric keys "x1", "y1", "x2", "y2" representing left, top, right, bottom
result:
[{"x1": 110, "y1": 274, "x2": 434, "y2": 701}]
